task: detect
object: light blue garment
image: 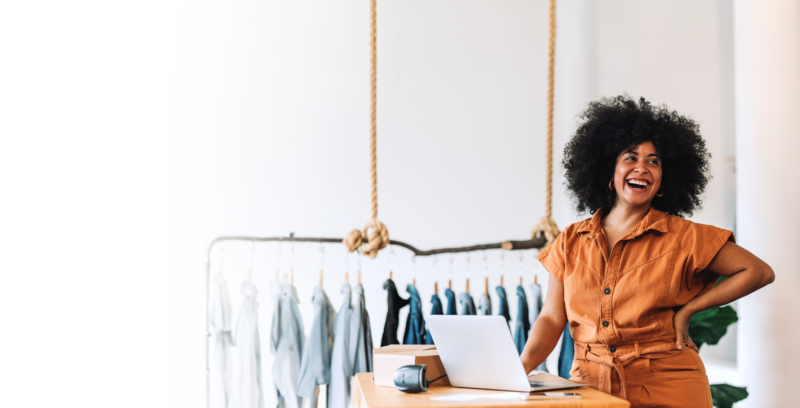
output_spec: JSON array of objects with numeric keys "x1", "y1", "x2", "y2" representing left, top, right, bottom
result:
[
  {"x1": 528, "y1": 282, "x2": 547, "y2": 371},
  {"x1": 232, "y1": 281, "x2": 265, "y2": 408},
  {"x1": 557, "y1": 324, "x2": 574, "y2": 379},
  {"x1": 272, "y1": 283, "x2": 304, "y2": 408},
  {"x1": 477, "y1": 293, "x2": 492, "y2": 315},
  {"x1": 297, "y1": 286, "x2": 336, "y2": 406},
  {"x1": 329, "y1": 284, "x2": 353, "y2": 408},
  {"x1": 403, "y1": 284, "x2": 426, "y2": 344},
  {"x1": 444, "y1": 288, "x2": 457, "y2": 315},
  {"x1": 458, "y1": 292, "x2": 476, "y2": 315},
  {"x1": 528, "y1": 283, "x2": 543, "y2": 328},
  {"x1": 496, "y1": 286, "x2": 511, "y2": 328},
  {"x1": 424, "y1": 293, "x2": 443, "y2": 345},
  {"x1": 351, "y1": 284, "x2": 373, "y2": 374},
  {"x1": 209, "y1": 275, "x2": 233, "y2": 408},
  {"x1": 513, "y1": 285, "x2": 530, "y2": 355},
  {"x1": 330, "y1": 283, "x2": 374, "y2": 408}
]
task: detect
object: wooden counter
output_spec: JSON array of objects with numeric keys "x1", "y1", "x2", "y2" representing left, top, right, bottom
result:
[{"x1": 355, "y1": 372, "x2": 630, "y2": 408}]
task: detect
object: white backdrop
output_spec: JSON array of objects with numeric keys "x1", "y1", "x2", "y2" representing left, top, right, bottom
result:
[{"x1": 1, "y1": 1, "x2": 743, "y2": 407}]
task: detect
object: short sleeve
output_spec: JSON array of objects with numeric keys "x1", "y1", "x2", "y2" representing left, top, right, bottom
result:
[
  {"x1": 537, "y1": 231, "x2": 568, "y2": 283},
  {"x1": 680, "y1": 223, "x2": 735, "y2": 275}
]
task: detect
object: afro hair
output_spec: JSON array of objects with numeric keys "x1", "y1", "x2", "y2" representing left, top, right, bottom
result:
[{"x1": 562, "y1": 95, "x2": 711, "y2": 217}]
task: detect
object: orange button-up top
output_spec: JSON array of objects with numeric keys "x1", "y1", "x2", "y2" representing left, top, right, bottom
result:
[{"x1": 537, "y1": 207, "x2": 734, "y2": 346}]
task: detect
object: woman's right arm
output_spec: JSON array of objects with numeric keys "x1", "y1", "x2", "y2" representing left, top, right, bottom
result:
[{"x1": 520, "y1": 274, "x2": 567, "y2": 374}]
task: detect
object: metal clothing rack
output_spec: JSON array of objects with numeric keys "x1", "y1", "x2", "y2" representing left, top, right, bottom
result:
[{"x1": 203, "y1": 233, "x2": 546, "y2": 407}]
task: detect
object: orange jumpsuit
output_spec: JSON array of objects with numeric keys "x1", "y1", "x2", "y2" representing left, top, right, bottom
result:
[{"x1": 537, "y1": 208, "x2": 734, "y2": 408}]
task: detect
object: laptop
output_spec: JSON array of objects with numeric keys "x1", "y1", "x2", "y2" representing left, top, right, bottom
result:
[{"x1": 426, "y1": 315, "x2": 587, "y2": 393}]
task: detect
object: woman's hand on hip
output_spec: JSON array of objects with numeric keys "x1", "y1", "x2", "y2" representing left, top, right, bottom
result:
[{"x1": 673, "y1": 308, "x2": 693, "y2": 350}]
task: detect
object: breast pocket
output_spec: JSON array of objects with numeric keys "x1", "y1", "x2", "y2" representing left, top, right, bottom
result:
[{"x1": 613, "y1": 250, "x2": 677, "y2": 340}]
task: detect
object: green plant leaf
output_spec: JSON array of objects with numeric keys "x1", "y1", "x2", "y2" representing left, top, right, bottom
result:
[
  {"x1": 688, "y1": 305, "x2": 738, "y2": 349},
  {"x1": 710, "y1": 383, "x2": 748, "y2": 408}
]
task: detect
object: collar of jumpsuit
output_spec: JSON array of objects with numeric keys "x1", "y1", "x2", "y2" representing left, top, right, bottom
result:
[{"x1": 537, "y1": 207, "x2": 734, "y2": 401}]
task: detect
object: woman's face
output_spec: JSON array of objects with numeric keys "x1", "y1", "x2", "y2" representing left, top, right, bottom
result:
[{"x1": 612, "y1": 141, "x2": 662, "y2": 208}]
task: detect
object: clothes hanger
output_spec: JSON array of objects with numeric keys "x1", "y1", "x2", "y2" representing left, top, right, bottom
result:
[
  {"x1": 518, "y1": 250, "x2": 524, "y2": 286},
  {"x1": 358, "y1": 248, "x2": 363, "y2": 284},
  {"x1": 483, "y1": 251, "x2": 489, "y2": 296},
  {"x1": 432, "y1": 255, "x2": 438, "y2": 295},
  {"x1": 247, "y1": 238, "x2": 255, "y2": 282},
  {"x1": 411, "y1": 251, "x2": 416, "y2": 286},
  {"x1": 499, "y1": 250, "x2": 505, "y2": 287},
  {"x1": 319, "y1": 240, "x2": 324, "y2": 286},
  {"x1": 219, "y1": 245, "x2": 225, "y2": 276},
  {"x1": 344, "y1": 249, "x2": 350, "y2": 283},
  {"x1": 275, "y1": 238, "x2": 282, "y2": 282},
  {"x1": 465, "y1": 252, "x2": 471, "y2": 293},
  {"x1": 388, "y1": 246, "x2": 395, "y2": 281},
  {"x1": 448, "y1": 254, "x2": 454, "y2": 289},
  {"x1": 289, "y1": 232, "x2": 295, "y2": 285}
]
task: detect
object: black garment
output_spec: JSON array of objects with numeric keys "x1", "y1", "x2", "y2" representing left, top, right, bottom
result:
[{"x1": 380, "y1": 279, "x2": 409, "y2": 346}]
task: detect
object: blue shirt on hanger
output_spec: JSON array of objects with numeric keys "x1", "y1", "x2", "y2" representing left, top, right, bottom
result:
[
  {"x1": 496, "y1": 286, "x2": 511, "y2": 328},
  {"x1": 403, "y1": 284, "x2": 426, "y2": 345},
  {"x1": 424, "y1": 292, "x2": 443, "y2": 345},
  {"x1": 444, "y1": 288, "x2": 457, "y2": 315},
  {"x1": 513, "y1": 285, "x2": 530, "y2": 355},
  {"x1": 458, "y1": 292, "x2": 476, "y2": 315},
  {"x1": 297, "y1": 286, "x2": 335, "y2": 406}
]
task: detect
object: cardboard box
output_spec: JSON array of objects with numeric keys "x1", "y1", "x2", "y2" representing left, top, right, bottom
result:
[{"x1": 372, "y1": 345, "x2": 450, "y2": 387}]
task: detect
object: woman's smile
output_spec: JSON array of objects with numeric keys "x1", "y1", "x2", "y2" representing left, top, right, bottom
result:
[
  {"x1": 625, "y1": 177, "x2": 651, "y2": 193},
  {"x1": 613, "y1": 141, "x2": 662, "y2": 208}
]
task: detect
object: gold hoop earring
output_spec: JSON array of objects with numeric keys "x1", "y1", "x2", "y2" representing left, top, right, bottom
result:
[
  {"x1": 609, "y1": 180, "x2": 615, "y2": 191},
  {"x1": 657, "y1": 188, "x2": 664, "y2": 197}
]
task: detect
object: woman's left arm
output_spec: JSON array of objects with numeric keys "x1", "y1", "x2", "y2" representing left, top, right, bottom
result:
[{"x1": 673, "y1": 241, "x2": 775, "y2": 350}]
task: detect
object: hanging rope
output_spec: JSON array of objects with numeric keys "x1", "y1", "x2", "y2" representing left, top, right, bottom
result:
[
  {"x1": 344, "y1": 0, "x2": 390, "y2": 259},
  {"x1": 531, "y1": 0, "x2": 561, "y2": 248}
]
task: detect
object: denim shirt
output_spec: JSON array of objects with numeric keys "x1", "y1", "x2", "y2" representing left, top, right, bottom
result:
[
  {"x1": 458, "y1": 292, "x2": 476, "y2": 315},
  {"x1": 477, "y1": 293, "x2": 492, "y2": 315},
  {"x1": 329, "y1": 283, "x2": 353, "y2": 408},
  {"x1": 444, "y1": 288, "x2": 458, "y2": 315},
  {"x1": 424, "y1": 293, "x2": 443, "y2": 345},
  {"x1": 351, "y1": 284, "x2": 373, "y2": 374},
  {"x1": 496, "y1": 286, "x2": 511, "y2": 328},
  {"x1": 403, "y1": 284, "x2": 426, "y2": 344},
  {"x1": 513, "y1": 285, "x2": 530, "y2": 355},
  {"x1": 272, "y1": 283, "x2": 304, "y2": 408},
  {"x1": 297, "y1": 286, "x2": 335, "y2": 405}
]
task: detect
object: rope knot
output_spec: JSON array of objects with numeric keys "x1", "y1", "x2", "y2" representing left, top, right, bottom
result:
[
  {"x1": 531, "y1": 216, "x2": 560, "y2": 249},
  {"x1": 361, "y1": 218, "x2": 389, "y2": 259},
  {"x1": 342, "y1": 229, "x2": 363, "y2": 253}
]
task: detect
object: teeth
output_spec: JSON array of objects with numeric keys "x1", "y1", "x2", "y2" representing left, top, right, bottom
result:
[{"x1": 628, "y1": 180, "x2": 648, "y2": 186}]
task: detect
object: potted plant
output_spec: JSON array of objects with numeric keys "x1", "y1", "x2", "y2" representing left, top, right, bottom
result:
[{"x1": 688, "y1": 305, "x2": 748, "y2": 408}]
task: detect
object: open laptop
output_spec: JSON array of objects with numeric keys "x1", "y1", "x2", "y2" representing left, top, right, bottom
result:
[{"x1": 426, "y1": 315, "x2": 587, "y2": 393}]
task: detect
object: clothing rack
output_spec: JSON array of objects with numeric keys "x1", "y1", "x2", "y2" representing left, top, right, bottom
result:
[{"x1": 204, "y1": 233, "x2": 546, "y2": 407}]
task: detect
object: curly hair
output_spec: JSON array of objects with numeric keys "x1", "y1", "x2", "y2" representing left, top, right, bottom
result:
[{"x1": 562, "y1": 95, "x2": 711, "y2": 218}]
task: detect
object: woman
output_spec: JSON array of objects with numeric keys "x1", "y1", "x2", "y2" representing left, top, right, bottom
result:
[{"x1": 521, "y1": 96, "x2": 774, "y2": 407}]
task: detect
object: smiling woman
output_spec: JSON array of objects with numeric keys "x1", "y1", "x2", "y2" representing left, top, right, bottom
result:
[{"x1": 519, "y1": 95, "x2": 775, "y2": 408}]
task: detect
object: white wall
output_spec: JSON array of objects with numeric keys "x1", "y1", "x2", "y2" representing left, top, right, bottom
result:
[{"x1": 2, "y1": 1, "x2": 748, "y2": 407}]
